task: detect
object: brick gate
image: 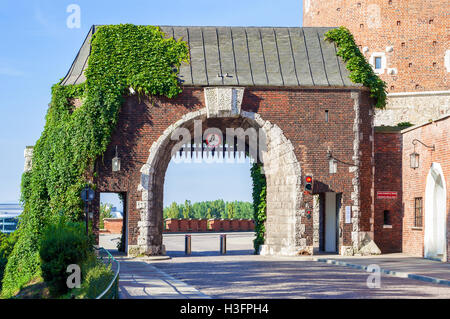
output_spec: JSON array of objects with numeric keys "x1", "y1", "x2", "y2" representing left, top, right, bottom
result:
[{"x1": 62, "y1": 26, "x2": 377, "y2": 257}]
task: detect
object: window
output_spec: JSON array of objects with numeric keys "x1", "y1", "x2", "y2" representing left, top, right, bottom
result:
[
  {"x1": 370, "y1": 53, "x2": 386, "y2": 74},
  {"x1": 325, "y1": 110, "x2": 329, "y2": 123},
  {"x1": 383, "y1": 210, "x2": 391, "y2": 225},
  {"x1": 414, "y1": 197, "x2": 423, "y2": 227},
  {"x1": 375, "y1": 57, "x2": 382, "y2": 70}
]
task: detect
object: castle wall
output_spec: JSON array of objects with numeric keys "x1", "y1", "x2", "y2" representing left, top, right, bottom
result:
[{"x1": 303, "y1": 0, "x2": 450, "y2": 126}]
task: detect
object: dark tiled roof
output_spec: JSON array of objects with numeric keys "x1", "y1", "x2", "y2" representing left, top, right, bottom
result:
[{"x1": 61, "y1": 25, "x2": 357, "y2": 88}]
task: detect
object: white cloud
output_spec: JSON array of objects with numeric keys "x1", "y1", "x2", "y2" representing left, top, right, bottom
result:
[
  {"x1": 34, "y1": 5, "x2": 50, "y2": 28},
  {"x1": 0, "y1": 66, "x2": 24, "y2": 77}
]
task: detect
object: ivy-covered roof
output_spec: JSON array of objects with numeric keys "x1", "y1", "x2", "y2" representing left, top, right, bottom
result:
[{"x1": 61, "y1": 25, "x2": 358, "y2": 88}]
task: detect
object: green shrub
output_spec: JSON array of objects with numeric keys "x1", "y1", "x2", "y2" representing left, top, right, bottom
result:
[
  {"x1": 397, "y1": 122, "x2": 414, "y2": 129},
  {"x1": 76, "y1": 263, "x2": 114, "y2": 299},
  {"x1": 39, "y1": 221, "x2": 92, "y2": 297},
  {"x1": 60, "y1": 252, "x2": 115, "y2": 299},
  {"x1": 0, "y1": 232, "x2": 18, "y2": 291}
]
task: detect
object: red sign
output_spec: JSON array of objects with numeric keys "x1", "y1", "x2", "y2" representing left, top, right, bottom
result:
[{"x1": 377, "y1": 191, "x2": 398, "y2": 199}]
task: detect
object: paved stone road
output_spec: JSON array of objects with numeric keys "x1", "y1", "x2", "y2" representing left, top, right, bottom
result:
[
  {"x1": 163, "y1": 232, "x2": 255, "y2": 256},
  {"x1": 118, "y1": 258, "x2": 210, "y2": 299},
  {"x1": 102, "y1": 233, "x2": 450, "y2": 299},
  {"x1": 151, "y1": 255, "x2": 450, "y2": 299}
]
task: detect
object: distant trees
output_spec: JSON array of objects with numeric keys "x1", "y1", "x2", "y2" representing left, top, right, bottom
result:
[
  {"x1": 226, "y1": 202, "x2": 236, "y2": 219},
  {"x1": 166, "y1": 202, "x2": 180, "y2": 219},
  {"x1": 99, "y1": 203, "x2": 113, "y2": 229},
  {"x1": 182, "y1": 200, "x2": 192, "y2": 219},
  {"x1": 163, "y1": 200, "x2": 254, "y2": 220}
]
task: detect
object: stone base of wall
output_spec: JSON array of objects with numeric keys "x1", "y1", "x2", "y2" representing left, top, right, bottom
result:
[
  {"x1": 128, "y1": 244, "x2": 166, "y2": 257},
  {"x1": 375, "y1": 91, "x2": 450, "y2": 126},
  {"x1": 259, "y1": 245, "x2": 314, "y2": 256},
  {"x1": 340, "y1": 246, "x2": 355, "y2": 256}
]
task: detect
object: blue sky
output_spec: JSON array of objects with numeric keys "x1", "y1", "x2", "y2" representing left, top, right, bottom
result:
[{"x1": 0, "y1": 0, "x2": 303, "y2": 206}]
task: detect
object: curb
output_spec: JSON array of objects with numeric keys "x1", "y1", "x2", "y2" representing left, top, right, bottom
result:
[{"x1": 313, "y1": 258, "x2": 450, "y2": 287}]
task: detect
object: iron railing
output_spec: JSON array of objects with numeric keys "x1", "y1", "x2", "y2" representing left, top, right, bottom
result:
[{"x1": 93, "y1": 246, "x2": 120, "y2": 299}]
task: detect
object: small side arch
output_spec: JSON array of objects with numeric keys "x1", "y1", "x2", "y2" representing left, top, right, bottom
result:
[{"x1": 424, "y1": 162, "x2": 447, "y2": 261}]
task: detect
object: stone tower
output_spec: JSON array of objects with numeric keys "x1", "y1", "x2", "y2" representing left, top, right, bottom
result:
[{"x1": 303, "y1": 0, "x2": 449, "y2": 126}]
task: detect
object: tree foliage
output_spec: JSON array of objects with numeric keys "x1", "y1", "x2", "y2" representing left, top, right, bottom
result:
[
  {"x1": 1, "y1": 24, "x2": 189, "y2": 297},
  {"x1": 163, "y1": 200, "x2": 254, "y2": 220},
  {"x1": 0, "y1": 232, "x2": 18, "y2": 291},
  {"x1": 251, "y1": 163, "x2": 267, "y2": 254},
  {"x1": 99, "y1": 204, "x2": 113, "y2": 229}
]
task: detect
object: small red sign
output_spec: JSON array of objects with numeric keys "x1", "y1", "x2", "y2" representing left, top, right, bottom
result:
[{"x1": 377, "y1": 191, "x2": 398, "y2": 199}]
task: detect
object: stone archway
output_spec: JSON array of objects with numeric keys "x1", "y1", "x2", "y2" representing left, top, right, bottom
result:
[
  {"x1": 132, "y1": 88, "x2": 305, "y2": 256},
  {"x1": 424, "y1": 162, "x2": 447, "y2": 261}
]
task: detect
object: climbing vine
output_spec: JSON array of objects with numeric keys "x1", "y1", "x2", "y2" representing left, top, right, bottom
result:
[
  {"x1": 1, "y1": 24, "x2": 189, "y2": 297},
  {"x1": 251, "y1": 163, "x2": 267, "y2": 254},
  {"x1": 325, "y1": 27, "x2": 387, "y2": 109}
]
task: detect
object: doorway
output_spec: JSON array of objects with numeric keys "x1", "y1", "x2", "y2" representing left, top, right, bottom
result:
[
  {"x1": 324, "y1": 192, "x2": 340, "y2": 253},
  {"x1": 424, "y1": 163, "x2": 447, "y2": 261},
  {"x1": 99, "y1": 192, "x2": 127, "y2": 254}
]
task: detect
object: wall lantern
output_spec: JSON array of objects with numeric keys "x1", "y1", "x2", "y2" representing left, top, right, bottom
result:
[
  {"x1": 327, "y1": 150, "x2": 338, "y2": 174},
  {"x1": 409, "y1": 151, "x2": 420, "y2": 169},
  {"x1": 112, "y1": 146, "x2": 121, "y2": 172},
  {"x1": 329, "y1": 157, "x2": 337, "y2": 174},
  {"x1": 327, "y1": 149, "x2": 358, "y2": 173},
  {"x1": 410, "y1": 139, "x2": 435, "y2": 170}
]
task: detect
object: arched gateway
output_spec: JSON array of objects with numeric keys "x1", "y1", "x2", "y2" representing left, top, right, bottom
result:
[{"x1": 62, "y1": 26, "x2": 378, "y2": 257}]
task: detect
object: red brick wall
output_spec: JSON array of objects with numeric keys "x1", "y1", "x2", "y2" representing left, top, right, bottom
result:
[
  {"x1": 402, "y1": 116, "x2": 450, "y2": 261},
  {"x1": 103, "y1": 218, "x2": 123, "y2": 234},
  {"x1": 374, "y1": 131, "x2": 403, "y2": 253},
  {"x1": 94, "y1": 87, "x2": 374, "y2": 251},
  {"x1": 303, "y1": 0, "x2": 449, "y2": 93}
]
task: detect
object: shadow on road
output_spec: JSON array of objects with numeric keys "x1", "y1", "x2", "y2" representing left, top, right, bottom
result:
[{"x1": 166, "y1": 249, "x2": 254, "y2": 258}]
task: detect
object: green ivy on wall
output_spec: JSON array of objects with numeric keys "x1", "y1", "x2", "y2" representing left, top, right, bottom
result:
[
  {"x1": 1, "y1": 24, "x2": 189, "y2": 297},
  {"x1": 325, "y1": 27, "x2": 387, "y2": 109},
  {"x1": 251, "y1": 163, "x2": 267, "y2": 254}
]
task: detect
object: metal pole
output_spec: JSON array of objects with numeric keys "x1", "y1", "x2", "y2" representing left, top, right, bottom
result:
[
  {"x1": 85, "y1": 201, "x2": 89, "y2": 236},
  {"x1": 185, "y1": 235, "x2": 192, "y2": 255},
  {"x1": 220, "y1": 234, "x2": 227, "y2": 255}
]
